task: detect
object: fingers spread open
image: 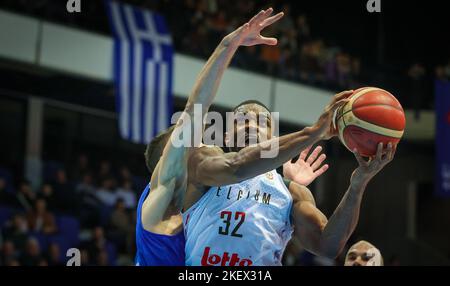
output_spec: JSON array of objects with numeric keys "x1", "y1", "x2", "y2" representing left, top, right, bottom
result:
[
  {"x1": 258, "y1": 36, "x2": 277, "y2": 45},
  {"x1": 314, "y1": 164, "x2": 329, "y2": 177},
  {"x1": 376, "y1": 142, "x2": 383, "y2": 161},
  {"x1": 306, "y1": 146, "x2": 323, "y2": 165},
  {"x1": 248, "y1": 9, "x2": 266, "y2": 26},
  {"x1": 385, "y1": 142, "x2": 393, "y2": 162},
  {"x1": 311, "y1": 154, "x2": 327, "y2": 171},
  {"x1": 299, "y1": 146, "x2": 312, "y2": 161},
  {"x1": 260, "y1": 12, "x2": 284, "y2": 28}
]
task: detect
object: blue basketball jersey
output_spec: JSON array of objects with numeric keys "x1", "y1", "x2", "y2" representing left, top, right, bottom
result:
[{"x1": 135, "y1": 183, "x2": 185, "y2": 266}]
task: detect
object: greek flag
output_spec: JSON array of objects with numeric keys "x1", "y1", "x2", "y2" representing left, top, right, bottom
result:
[{"x1": 106, "y1": 0, "x2": 173, "y2": 144}]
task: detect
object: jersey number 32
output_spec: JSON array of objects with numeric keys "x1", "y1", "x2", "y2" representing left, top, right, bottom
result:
[{"x1": 218, "y1": 211, "x2": 246, "y2": 238}]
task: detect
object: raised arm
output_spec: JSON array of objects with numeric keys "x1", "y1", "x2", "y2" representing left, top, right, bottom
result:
[
  {"x1": 143, "y1": 9, "x2": 285, "y2": 230},
  {"x1": 156, "y1": 8, "x2": 285, "y2": 187},
  {"x1": 291, "y1": 142, "x2": 396, "y2": 258},
  {"x1": 188, "y1": 90, "x2": 353, "y2": 187},
  {"x1": 184, "y1": 8, "x2": 284, "y2": 115}
]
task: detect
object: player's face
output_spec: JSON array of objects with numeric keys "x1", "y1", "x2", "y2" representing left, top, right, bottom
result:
[
  {"x1": 228, "y1": 104, "x2": 272, "y2": 150},
  {"x1": 344, "y1": 244, "x2": 379, "y2": 266}
]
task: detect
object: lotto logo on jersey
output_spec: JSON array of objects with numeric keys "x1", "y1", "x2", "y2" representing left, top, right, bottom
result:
[{"x1": 201, "y1": 247, "x2": 253, "y2": 266}]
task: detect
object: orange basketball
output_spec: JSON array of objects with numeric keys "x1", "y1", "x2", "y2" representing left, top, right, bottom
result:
[{"x1": 334, "y1": 87, "x2": 406, "y2": 157}]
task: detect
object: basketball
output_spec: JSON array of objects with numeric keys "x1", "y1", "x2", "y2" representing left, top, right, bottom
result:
[{"x1": 334, "y1": 87, "x2": 406, "y2": 157}]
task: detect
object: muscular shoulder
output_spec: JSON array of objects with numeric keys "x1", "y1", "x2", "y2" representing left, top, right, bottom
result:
[
  {"x1": 187, "y1": 145, "x2": 226, "y2": 178},
  {"x1": 288, "y1": 181, "x2": 316, "y2": 206},
  {"x1": 188, "y1": 145, "x2": 225, "y2": 160}
]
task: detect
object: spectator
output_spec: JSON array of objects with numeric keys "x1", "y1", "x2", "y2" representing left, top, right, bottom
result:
[
  {"x1": 14, "y1": 180, "x2": 35, "y2": 211},
  {"x1": 37, "y1": 183, "x2": 58, "y2": 212},
  {"x1": 350, "y1": 57, "x2": 362, "y2": 87},
  {"x1": 277, "y1": 4, "x2": 294, "y2": 33},
  {"x1": 324, "y1": 48, "x2": 339, "y2": 87},
  {"x1": 116, "y1": 180, "x2": 137, "y2": 210},
  {"x1": 96, "y1": 177, "x2": 118, "y2": 208},
  {"x1": 299, "y1": 42, "x2": 317, "y2": 83},
  {"x1": 0, "y1": 177, "x2": 15, "y2": 206},
  {"x1": 20, "y1": 237, "x2": 43, "y2": 266},
  {"x1": 4, "y1": 259, "x2": 20, "y2": 266},
  {"x1": 2, "y1": 213, "x2": 28, "y2": 250},
  {"x1": 46, "y1": 243, "x2": 64, "y2": 266},
  {"x1": 1, "y1": 240, "x2": 18, "y2": 265},
  {"x1": 85, "y1": 226, "x2": 108, "y2": 264},
  {"x1": 27, "y1": 198, "x2": 58, "y2": 235},
  {"x1": 52, "y1": 168, "x2": 76, "y2": 213},
  {"x1": 76, "y1": 173, "x2": 102, "y2": 227},
  {"x1": 108, "y1": 199, "x2": 132, "y2": 254},
  {"x1": 118, "y1": 166, "x2": 132, "y2": 186},
  {"x1": 37, "y1": 258, "x2": 48, "y2": 266},
  {"x1": 260, "y1": 44, "x2": 281, "y2": 74},
  {"x1": 296, "y1": 14, "x2": 311, "y2": 43},
  {"x1": 436, "y1": 66, "x2": 447, "y2": 81},
  {"x1": 71, "y1": 153, "x2": 90, "y2": 180},
  {"x1": 96, "y1": 249, "x2": 109, "y2": 266},
  {"x1": 336, "y1": 52, "x2": 352, "y2": 88},
  {"x1": 98, "y1": 160, "x2": 113, "y2": 183},
  {"x1": 444, "y1": 59, "x2": 450, "y2": 79},
  {"x1": 408, "y1": 63, "x2": 426, "y2": 119}
]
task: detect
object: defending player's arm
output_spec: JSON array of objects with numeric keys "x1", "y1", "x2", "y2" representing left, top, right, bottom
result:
[
  {"x1": 290, "y1": 142, "x2": 396, "y2": 258},
  {"x1": 283, "y1": 145, "x2": 329, "y2": 187},
  {"x1": 188, "y1": 91, "x2": 352, "y2": 187},
  {"x1": 183, "y1": 8, "x2": 284, "y2": 117},
  {"x1": 142, "y1": 8, "x2": 285, "y2": 231}
]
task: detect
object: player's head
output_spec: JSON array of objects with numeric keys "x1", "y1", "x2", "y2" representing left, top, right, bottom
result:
[
  {"x1": 144, "y1": 125, "x2": 176, "y2": 174},
  {"x1": 225, "y1": 100, "x2": 273, "y2": 152},
  {"x1": 344, "y1": 240, "x2": 384, "y2": 266}
]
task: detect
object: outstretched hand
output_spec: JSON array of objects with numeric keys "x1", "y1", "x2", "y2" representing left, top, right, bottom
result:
[
  {"x1": 283, "y1": 146, "x2": 329, "y2": 186},
  {"x1": 223, "y1": 8, "x2": 284, "y2": 48}
]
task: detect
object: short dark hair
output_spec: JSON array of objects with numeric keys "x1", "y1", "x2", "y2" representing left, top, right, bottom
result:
[
  {"x1": 144, "y1": 125, "x2": 176, "y2": 174},
  {"x1": 232, "y1": 100, "x2": 271, "y2": 113}
]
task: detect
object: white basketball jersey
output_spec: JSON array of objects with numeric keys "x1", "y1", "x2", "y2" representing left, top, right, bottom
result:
[{"x1": 182, "y1": 170, "x2": 293, "y2": 266}]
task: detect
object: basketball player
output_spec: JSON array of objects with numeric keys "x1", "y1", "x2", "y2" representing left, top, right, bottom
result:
[
  {"x1": 344, "y1": 240, "x2": 384, "y2": 266},
  {"x1": 135, "y1": 8, "x2": 286, "y2": 266},
  {"x1": 182, "y1": 99, "x2": 396, "y2": 265}
]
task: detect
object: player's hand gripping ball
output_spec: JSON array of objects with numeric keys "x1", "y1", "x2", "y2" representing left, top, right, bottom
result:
[{"x1": 334, "y1": 87, "x2": 406, "y2": 157}]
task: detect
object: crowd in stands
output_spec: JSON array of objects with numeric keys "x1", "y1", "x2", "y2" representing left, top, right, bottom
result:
[
  {"x1": 0, "y1": 154, "x2": 145, "y2": 266},
  {"x1": 167, "y1": 0, "x2": 363, "y2": 91},
  {"x1": 163, "y1": 0, "x2": 444, "y2": 110},
  {"x1": 1, "y1": 0, "x2": 447, "y2": 110}
]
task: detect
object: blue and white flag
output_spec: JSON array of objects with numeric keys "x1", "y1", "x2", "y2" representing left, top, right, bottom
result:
[{"x1": 106, "y1": 0, "x2": 173, "y2": 144}]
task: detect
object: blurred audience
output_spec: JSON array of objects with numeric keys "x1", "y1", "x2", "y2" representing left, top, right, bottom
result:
[
  {"x1": 20, "y1": 237, "x2": 43, "y2": 266},
  {"x1": 96, "y1": 177, "x2": 118, "y2": 208},
  {"x1": 0, "y1": 153, "x2": 139, "y2": 266},
  {"x1": 2, "y1": 213, "x2": 29, "y2": 251},
  {"x1": 26, "y1": 198, "x2": 58, "y2": 235},
  {"x1": 46, "y1": 242, "x2": 64, "y2": 266}
]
